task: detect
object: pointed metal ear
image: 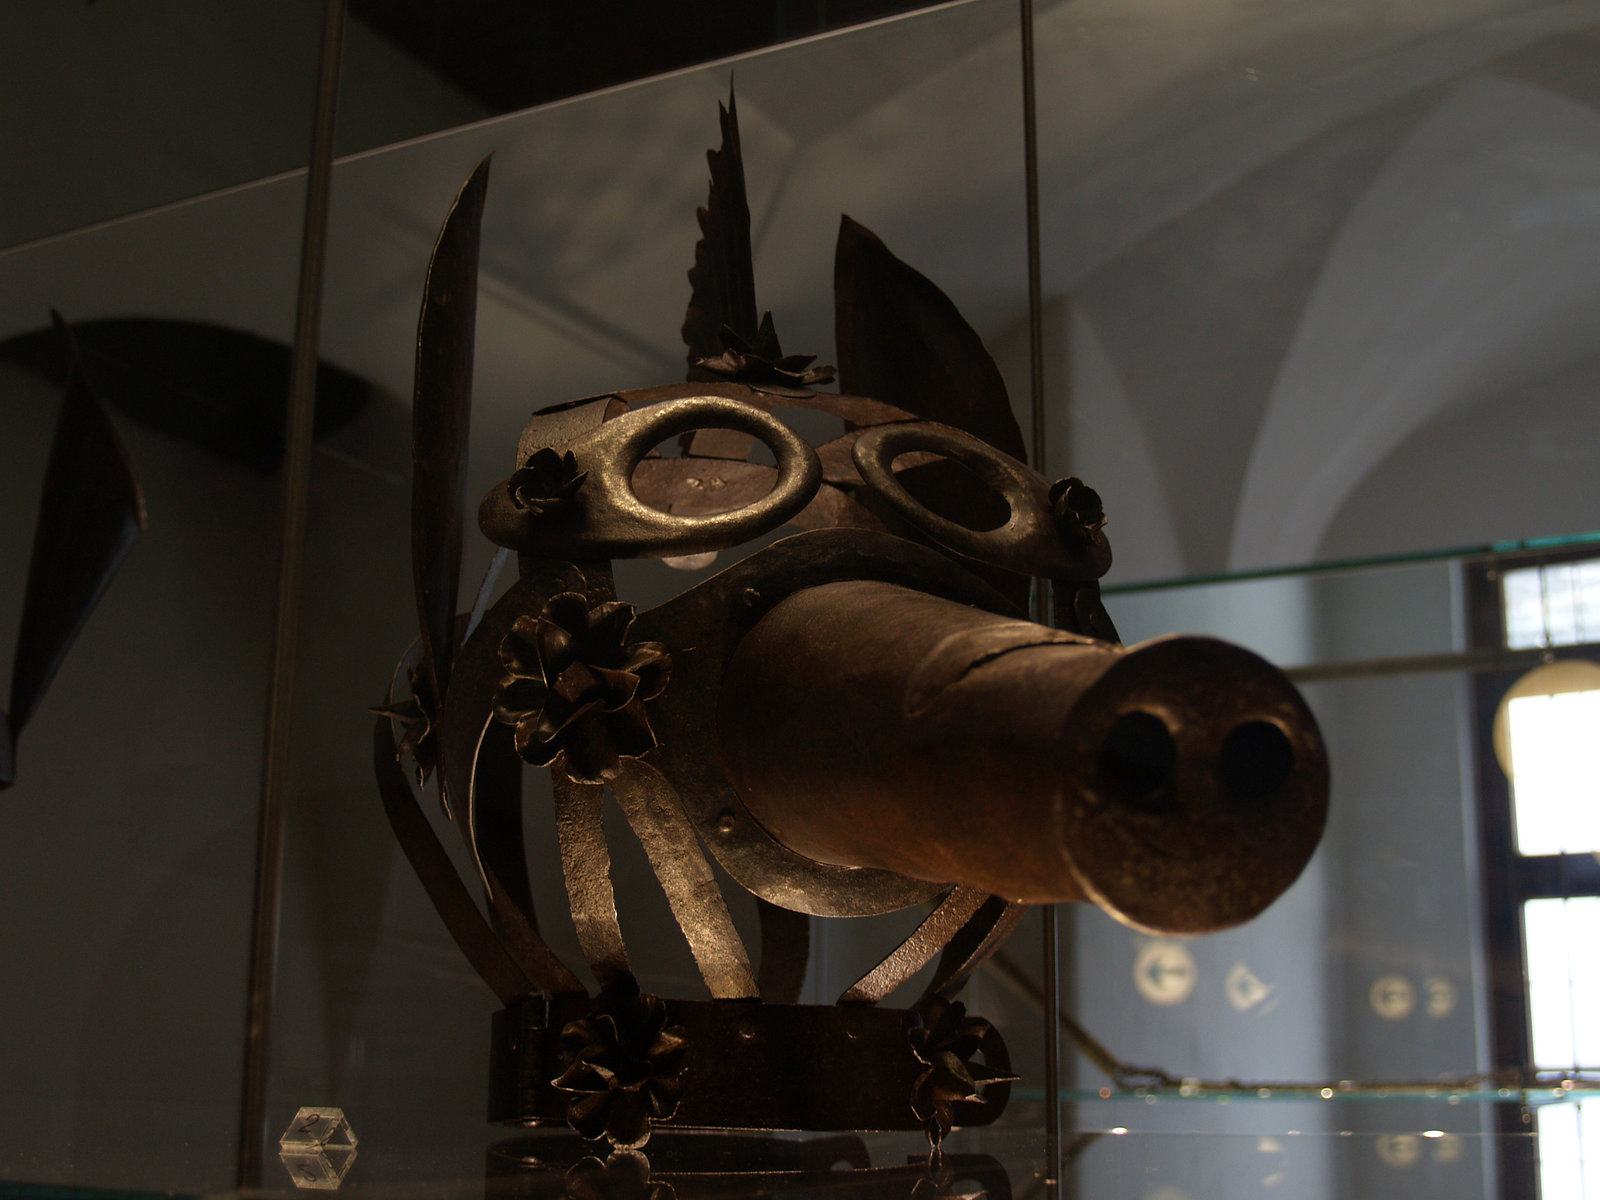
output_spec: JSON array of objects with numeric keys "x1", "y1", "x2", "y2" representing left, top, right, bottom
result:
[
  {"x1": 834, "y1": 216, "x2": 1026, "y2": 461},
  {"x1": 411, "y1": 157, "x2": 491, "y2": 711},
  {"x1": 3, "y1": 313, "x2": 146, "y2": 789},
  {"x1": 682, "y1": 89, "x2": 768, "y2": 376}
]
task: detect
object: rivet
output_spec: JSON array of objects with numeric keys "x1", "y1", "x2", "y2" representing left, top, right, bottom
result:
[
  {"x1": 740, "y1": 587, "x2": 761, "y2": 608},
  {"x1": 716, "y1": 809, "x2": 737, "y2": 833}
]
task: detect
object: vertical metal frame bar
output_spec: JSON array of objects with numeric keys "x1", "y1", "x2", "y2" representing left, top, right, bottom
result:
[
  {"x1": 235, "y1": 0, "x2": 349, "y2": 1187},
  {"x1": 1017, "y1": 0, "x2": 1062, "y2": 1194}
]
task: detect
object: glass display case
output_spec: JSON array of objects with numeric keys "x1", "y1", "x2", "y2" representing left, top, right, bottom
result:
[{"x1": 2, "y1": 2, "x2": 1596, "y2": 1197}]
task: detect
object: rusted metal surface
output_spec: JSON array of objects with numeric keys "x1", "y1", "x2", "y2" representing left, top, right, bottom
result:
[
  {"x1": 838, "y1": 886, "x2": 991, "y2": 1005},
  {"x1": 835, "y1": 216, "x2": 1026, "y2": 461},
  {"x1": 718, "y1": 579, "x2": 1327, "y2": 930},
  {"x1": 928, "y1": 895, "x2": 1028, "y2": 1001},
  {"x1": 610, "y1": 759, "x2": 758, "y2": 999},
  {"x1": 632, "y1": 529, "x2": 1020, "y2": 918},
  {"x1": 553, "y1": 773, "x2": 631, "y2": 988},
  {"x1": 488, "y1": 995, "x2": 1009, "y2": 1135},
  {"x1": 682, "y1": 94, "x2": 763, "y2": 377}
]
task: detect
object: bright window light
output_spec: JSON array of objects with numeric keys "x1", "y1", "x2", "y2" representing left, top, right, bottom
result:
[
  {"x1": 1505, "y1": 689, "x2": 1600, "y2": 856},
  {"x1": 1523, "y1": 897, "x2": 1600, "y2": 1071},
  {"x1": 1537, "y1": 1094, "x2": 1598, "y2": 1200},
  {"x1": 1504, "y1": 561, "x2": 1600, "y2": 649}
]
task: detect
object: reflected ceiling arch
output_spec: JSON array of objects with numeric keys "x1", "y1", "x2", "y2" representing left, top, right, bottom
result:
[
  {"x1": 1230, "y1": 72, "x2": 1600, "y2": 569},
  {"x1": 1315, "y1": 347, "x2": 1600, "y2": 561}
]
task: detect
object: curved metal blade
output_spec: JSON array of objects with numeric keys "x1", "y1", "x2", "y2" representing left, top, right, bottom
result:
[
  {"x1": 755, "y1": 898, "x2": 809, "y2": 1005},
  {"x1": 412, "y1": 157, "x2": 491, "y2": 708},
  {"x1": 373, "y1": 716, "x2": 534, "y2": 1004},
  {"x1": 834, "y1": 215, "x2": 1026, "y2": 460},
  {"x1": 929, "y1": 895, "x2": 1028, "y2": 1000},
  {"x1": 6, "y1": 314, "x2": 146, "y2": 788},
  {"x1": 838, "y1": 886, "x2": 991, "y2": 1005},
  {"x1": 553, "y1": 773, "x2": 631, "y2": 988},
  {"x1": 612, "y1": 758, "x2": 758, "y2": 999}
]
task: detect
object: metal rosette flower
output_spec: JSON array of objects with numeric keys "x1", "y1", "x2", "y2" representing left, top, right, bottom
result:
[
  {"x1": 370, "y1": 658, "x2": 439, "y2": 788},
  {"x1": 508, "y1": 448, "x2": 589, "y2": 514},
  {"x1": 553, "y1": 984, "x2": 690, "y2": 1149},
  {"x1": 492, "y1": 592, "x2": 670, "y2": 785},
  {"x1": 906, "y1": 997, "x2": 1016, "y2": 1145}
]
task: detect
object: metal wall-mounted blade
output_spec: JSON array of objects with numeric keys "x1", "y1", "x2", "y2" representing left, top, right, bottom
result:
[
  {"x1": 0, "y1": 317, "x2": 372, "y2": 473},
  {"x1": 5, "y1": 315, "x2": 146, "y2": 788},
  {"x1": 412, "y1": 157, "x2": 491, "y2": 709}
]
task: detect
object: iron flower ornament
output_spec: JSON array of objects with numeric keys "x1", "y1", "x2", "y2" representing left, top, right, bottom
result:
[
  {"x1": 1047, "y1": 475, "x2": 1106, "y2": 551},
  {"x1": 371, "y1": 660, "x2": 439, "y2": 788},
  {"x1": 554, "y1": 982, "x2": 690, "y2": 1148},
  {"x1": 693, "y1": 325, "x2": 837, "y2": 389},
  {"x1": 492, "y1": 592, "x2": 671, "y2": 785},
  {"x1": 907, "y1": 997, "x2": 1016, "y2": 1144},
  {"x1": 508, "y1": 447, "x2": 589, "y2": 514}
]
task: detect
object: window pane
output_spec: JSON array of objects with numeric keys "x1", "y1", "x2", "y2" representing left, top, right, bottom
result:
[
  {"x1": 1523, "y1": 897, "x2": 1600, "y2": 1071},
  {"x1": 1507, "y1": 691, "x2": 1600, "y2": 856},
  {"x1": 1503, "y1": 561, "x2": 1600, "y2": 649}
]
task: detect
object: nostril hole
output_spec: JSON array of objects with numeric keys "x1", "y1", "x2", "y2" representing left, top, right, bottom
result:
[
  {"x1": 1101, "y1": 711, "x2": 1175, "y2": 798},
  {"x1": 1220, "y1": 720, "x2": 1294, "y2": 800}
]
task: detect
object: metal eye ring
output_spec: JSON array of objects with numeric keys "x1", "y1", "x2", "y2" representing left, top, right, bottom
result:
[
  {"x1": 851, "y1": 422, "x2": 1107, "y2": 579},
  {"x1": 482, "y1": 395, "x2": 823, "y2": 559}
]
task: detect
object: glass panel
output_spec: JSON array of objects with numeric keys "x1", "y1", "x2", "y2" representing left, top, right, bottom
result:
[{"x1": 1507, "y1": 691, "x2": 1600, "y2": 855}]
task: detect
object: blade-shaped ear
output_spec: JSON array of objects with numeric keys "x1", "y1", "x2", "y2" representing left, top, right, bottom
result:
[
  {"x1": 5, "y1": 313, "x2": 146, "y2": 788},
  {"x1": 412, "y1": 157, "x2": 490, "y2": 710},
  {"x1": 834, "y1": 215, "x2": 1026, "y2": 460},
  {"x1": 682, "y1": 90, "x2": 768, "y2": 376}
]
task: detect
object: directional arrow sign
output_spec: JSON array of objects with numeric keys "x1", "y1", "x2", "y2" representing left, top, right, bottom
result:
[{"x1": 1134, "y1": 939, "x2": 1198, "y2": 1007}]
